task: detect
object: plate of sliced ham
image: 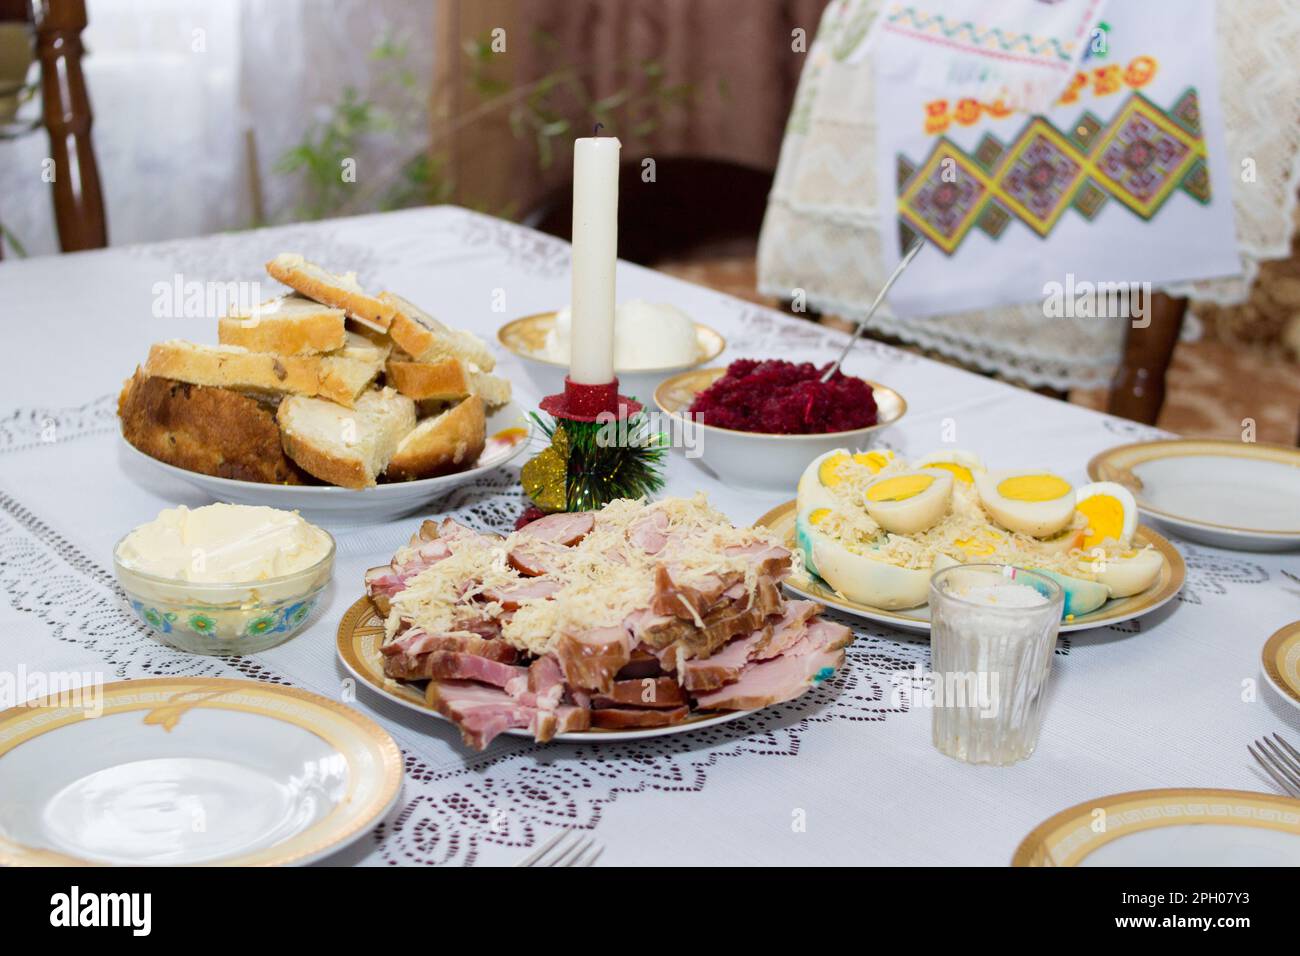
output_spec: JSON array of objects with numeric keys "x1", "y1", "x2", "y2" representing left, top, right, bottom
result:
[{"x1": 340, "y1": 496, "x2": 855, "y2": 750}]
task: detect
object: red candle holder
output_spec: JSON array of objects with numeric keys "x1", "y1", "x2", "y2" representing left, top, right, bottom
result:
[{"x1": 538, "y1": 377, "x2": 643, "y2": 423}]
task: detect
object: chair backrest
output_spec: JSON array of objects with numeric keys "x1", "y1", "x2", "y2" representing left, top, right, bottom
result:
[
  {"x1": 3, "y1": 0, "x2": 106, "y2": 253},
  {"x1": 1108, "y1": 292, "x2": 1188, "y2": 426}
]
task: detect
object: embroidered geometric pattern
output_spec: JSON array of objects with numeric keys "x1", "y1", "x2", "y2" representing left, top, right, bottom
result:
[{"x1": 897, "y1": 89, "x2": 1210, "y2": 255}]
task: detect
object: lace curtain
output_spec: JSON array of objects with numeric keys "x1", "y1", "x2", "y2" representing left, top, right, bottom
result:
[{"x1": 0, "y1": 0, "x2": 433, "y2": 257}]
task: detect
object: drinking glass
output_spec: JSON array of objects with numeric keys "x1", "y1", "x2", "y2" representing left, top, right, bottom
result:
[{"x1": 928, "y1": 564, "x2": 1064, "y2": 766}]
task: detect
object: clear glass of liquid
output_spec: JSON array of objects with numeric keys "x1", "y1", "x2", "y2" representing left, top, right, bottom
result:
[{"x1": 928, "y1": 564, "x2": 1064, "y2": 766}]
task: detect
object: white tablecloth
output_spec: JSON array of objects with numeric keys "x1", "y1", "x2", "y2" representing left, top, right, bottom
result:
[{"x1": 1, "y1": 205, "x2": 1296, "y2": 866}]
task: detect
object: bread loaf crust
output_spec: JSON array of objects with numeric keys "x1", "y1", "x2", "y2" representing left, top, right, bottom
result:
[
  {"x1": 217, "y1": 306, "x2": 346, "y2": 355},
  {"x1": 277, "y1": 428, "x2": 369, "y2": 489},
  {"x1": 386, "y1": 395, "x2": 486, "y2": 481},
  {"x1": 386, "y1": 357, "x2": 471, "y2": 401},
  {"x1": 117, "y1": 369, "x2": 308, "y2": 484},
  {"x1": 267, "y1": 254, "x2": 396, "y2": 330}
]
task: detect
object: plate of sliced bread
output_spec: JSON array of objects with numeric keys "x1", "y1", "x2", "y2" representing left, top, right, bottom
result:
[{"x1": 119, "y1": 253, "x2": 531, "y2": 523}]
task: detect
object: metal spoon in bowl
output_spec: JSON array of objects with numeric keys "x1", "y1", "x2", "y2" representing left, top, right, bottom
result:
[{"x1": 820, "y1": 238, "x2": 925, "y2": 383}]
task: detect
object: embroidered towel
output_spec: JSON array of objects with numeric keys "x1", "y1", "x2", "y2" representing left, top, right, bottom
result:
[{"x1": 873, "y1": 0, "x2": 1242, "y2": 319}]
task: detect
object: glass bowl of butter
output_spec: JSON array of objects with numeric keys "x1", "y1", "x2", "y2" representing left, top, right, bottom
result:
[{"x1": 113, "y1": 503, "x2": 335, "y2": 655}]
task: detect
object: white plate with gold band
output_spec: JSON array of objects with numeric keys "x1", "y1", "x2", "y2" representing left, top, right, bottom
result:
[
  {"x1": 1013, "y1": 789, "x2": 1300, "y2": 866},
  {"x1": 756, "y1": 500, "x2": 1185, "y2": 634},
  {"x1": 1263, "y1": 621, "x2": 1300, "y2": 713},
  {"x1": 1088, "y1": 440, "x2": 1300, "y2": 552},
  {"x1": 336, "y1": 596, "x2": 755, "y2": 743},
  {"x1": 0, "y1": 678, "x2": 402, "y2": 866}
]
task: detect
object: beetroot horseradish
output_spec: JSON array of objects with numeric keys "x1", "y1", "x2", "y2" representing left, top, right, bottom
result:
[{"x1": 687, "y1": 359, "x2": 878, "y2": 434}]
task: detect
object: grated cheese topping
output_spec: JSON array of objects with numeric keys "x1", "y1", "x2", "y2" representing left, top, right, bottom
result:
[
  {"x1": 388, "y1": 494, "x2": 788, "y2": 656},
  {"x1": 811, "y1": 455, "x2": 1148, "y2": 578}
]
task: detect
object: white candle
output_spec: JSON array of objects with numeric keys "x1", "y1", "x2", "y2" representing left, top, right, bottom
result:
[{"x1": 569, "y1": 136, "x2": 620, "y2": 385}]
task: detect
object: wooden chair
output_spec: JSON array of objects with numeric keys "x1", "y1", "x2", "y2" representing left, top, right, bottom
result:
[
  {"x1": 0, "y1": 0, "x2": 105, "y2": 256},
  {"x1": 1107, "y1": 293, "x2": 1187, "y2": 425}
]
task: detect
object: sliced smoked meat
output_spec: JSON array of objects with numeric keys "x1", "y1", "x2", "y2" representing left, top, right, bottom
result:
[
  {"x1": 515, "y1": 511, "x2": 594, "y2": 546},
  {"x1": 592, "y1": 676, "x2": 686, "y2": 709},
  {"x1": 552, "y1": 625, "x2": 633, "y2": 694},
  {"x1": 380, "y1": 628, "x2": 518, "y2": 664},
  {"x1": 480, "y1": 578, "x2": 562, "y2": 610},
  {"x1": 590, "y1": 705, "x2": 690, "y2": 729}
]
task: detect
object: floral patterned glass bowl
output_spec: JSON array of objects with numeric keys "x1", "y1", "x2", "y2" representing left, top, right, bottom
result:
[{"x1": 112, "y1": 534, "x2": 335, "y2": 655}]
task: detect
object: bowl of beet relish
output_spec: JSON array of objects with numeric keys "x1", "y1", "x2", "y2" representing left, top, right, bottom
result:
[{"x1": 654, "y1": 359, "x2": 906, "y2": 492}]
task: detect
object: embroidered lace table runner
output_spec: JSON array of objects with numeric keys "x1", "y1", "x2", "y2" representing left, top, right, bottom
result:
[{"x1": 1, "y1": 206, "x2": 1297, "y2": 866}]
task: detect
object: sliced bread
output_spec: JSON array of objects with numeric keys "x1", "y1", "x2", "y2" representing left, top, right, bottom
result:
[
  {"x1": 277, "y1": 387, "x2": 416, "y2": 489},
  {"x1": 380, "y1": 292, "x2": 496, "y2": 371},
  {"x1": 267, "y1": 253, "x2": 396, "y2": 331},
  {"x1": 386, "y1": 356, "x2": 471, "y2": 402},
  {"x1": 334, "y1": 328, "x2": 392, "y2": 364},
  {"x1": 146, "y1": 340, "x2": 380, "y2": 408},
  {"x1": 386, "y1": 395, "x2": 486, "y2": 481},
  {"x1": 388, "y1": 354, "x2": 512, "y2": 411},
  {"x1": 145, "y1": 340, "x2": 321, "y2": 396},
  {"x1": 467, "y1": 368, "x2": 512, "y2": 410},
  {"x1": 318, "y1": 353, "x2": 384, "y2": 406},
  {"x1": 217, "y1": 294, "x2": 346, "y2": 354}
]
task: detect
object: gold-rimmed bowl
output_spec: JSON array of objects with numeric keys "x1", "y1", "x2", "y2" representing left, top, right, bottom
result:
[
  {"x1": 497, "y1": 311, "x2": 726, "y2": 403},
  {"x1": 654, "y1": 367, "x2": 906, "y2": 492}
]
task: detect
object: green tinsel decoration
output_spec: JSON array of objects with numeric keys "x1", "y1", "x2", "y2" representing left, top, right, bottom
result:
[{"x1": 522, "y1": 409, "x2": 667, "y2": 512}]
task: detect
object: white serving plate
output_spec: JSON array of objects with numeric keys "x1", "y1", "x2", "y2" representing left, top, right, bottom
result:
[
  {"x1": 0, "y1": 678, "x2": 402, "y2": 866},
  {"x1": 757, "y1": 501, "x2": 1185, "y2": 634},
  {"x1": 1014, "y1": 789, "x2": 1300, "y2": 866},
  {"x1": 123, "y1": 401, "x2": 533, "y2": 525},
  {"x1": 336, "y1": 597, "x2": 755, "y2": 744},
  {"x1": 1089, "y1": 440, "x2": 1300, "y2": 552}
]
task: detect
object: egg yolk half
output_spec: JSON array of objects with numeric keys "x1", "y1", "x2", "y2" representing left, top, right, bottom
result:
[
  {"x1": 997, "y1": 474, "x2": 1072, "y2": 502},
  {"x1": 819, "y1": 451, "x2": 894, "y2": 487},
  {"x1": 1078, "y1": 493, "x2": 1125, "y2": 548},
  {"x1": 808, "y1": 508, "x2": 832, "y2": 526},
  {"x1": 954, "y1": 530, "x2": 1003, "y2": 556},
  {"x1": 818, "y1": 454, "x2": 851, "y2": 487},
  {"x1": 866, "y1": 474, "x2": 934, "y2": 502},
  {"x1": 925, "y1": 462, "x2": 974, "y2": 484},
  {"x1": 854, "y1": 451, "x2": 893, "y2": 472}
]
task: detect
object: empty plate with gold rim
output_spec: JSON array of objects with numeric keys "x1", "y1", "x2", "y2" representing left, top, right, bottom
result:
[
  {"x1": 1088, "y1": 439, "x2": 1300, "y2": 552},
  {"x1": 1263, "y1": 621, "x2": 1300, "y2": 713},
  {"x1": 755, "y1": 500, "x2": 1184, "y2": 634},
  {"x1": 0, "y1": 678, "x2": 403, "y2": 866},
  {"x1": 1013, "y1": 789, "x2": 1300, "y2": 866}
]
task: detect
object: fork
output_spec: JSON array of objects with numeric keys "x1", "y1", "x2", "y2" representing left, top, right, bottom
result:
[
  {"x1": 1248, "y1": 733, "x2": 1300, "y2": 797},
  {"x1": 515, "y1": 828, "x2": 604, "y2": 867}
]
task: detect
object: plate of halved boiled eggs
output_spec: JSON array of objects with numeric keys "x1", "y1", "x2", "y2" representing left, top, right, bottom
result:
[{"x1": 755, "y1": 449, "x2": 1185, "y2": 634}]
